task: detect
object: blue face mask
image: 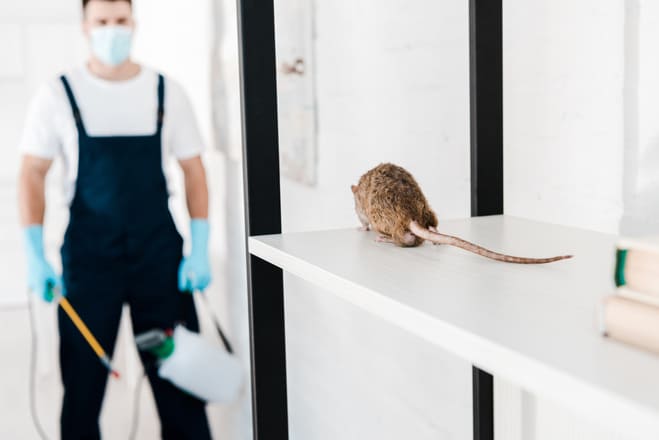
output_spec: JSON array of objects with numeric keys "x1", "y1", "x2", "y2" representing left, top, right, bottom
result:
[{"x1": 90, "y1": 25, "x2": 133, "y2": 67}]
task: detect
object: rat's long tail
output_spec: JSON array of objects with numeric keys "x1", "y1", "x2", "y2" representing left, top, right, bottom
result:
[{"x1": 408, "y1": 221, "x2": 572, "y2": 264}]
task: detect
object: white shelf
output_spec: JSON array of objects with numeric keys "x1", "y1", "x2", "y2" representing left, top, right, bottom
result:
[{"x1": 249, "y1": 215, "x2": 659, "y2": 435}]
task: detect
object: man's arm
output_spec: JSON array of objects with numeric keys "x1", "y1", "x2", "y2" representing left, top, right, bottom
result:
[
  {"x1": 177, "y1": 155, "x2": 212, "y2": 292},
  {"x1": 19, "y1": 154, "x2": 62, "y2": 301},
  {"x1": 179, "y1": 156, "x2": 208, "y2": 219},
  {"x1": 19, "y1": 154, "x2": 52, "y2": 226}
]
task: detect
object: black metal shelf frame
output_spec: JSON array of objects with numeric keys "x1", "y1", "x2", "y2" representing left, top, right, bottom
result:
[{"x1": 237, "y1": 0, "x2": 502, "y2": 438}]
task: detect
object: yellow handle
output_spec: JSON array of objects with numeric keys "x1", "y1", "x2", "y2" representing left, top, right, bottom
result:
[{"x1": 58, "y1": 296, "x2": 107, "y2": 359}]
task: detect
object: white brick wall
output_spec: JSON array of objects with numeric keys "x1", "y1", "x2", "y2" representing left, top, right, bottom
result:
[
  {"x1": 278, "y1": 0, "x2": 473, "y2": 438},
  {"x1": 501, "y1": 0, "x2": 649, "y2": 439},
  {"x1": 621, "y1": 0, "x2": 659, "y2": 235},
  {"x1": 503, "y1": 0, "x2": 625, "y2": 234},
  {"x1": 0, "y1": 24, "x2": 25, "y2": 79},
  {"x1": 0, "y1": 2, "x2": 83, "y2": 305},
  {"x1": 271, "y1": 0, "x2": 649, "y2": 440},
  {"x1": 0, "y1": 0, "x2": 79, "y2": 21}
]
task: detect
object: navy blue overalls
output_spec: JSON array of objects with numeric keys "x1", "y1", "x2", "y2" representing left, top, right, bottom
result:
[{"x1": 58, "y1": 75, "x2": 212, "y2": 440}]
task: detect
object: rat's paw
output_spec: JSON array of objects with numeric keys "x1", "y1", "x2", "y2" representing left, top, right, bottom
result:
[
  {"x1": 375, "y1": 235, "x2": 394, "y2": 244},
  {"x1": 358, "y1": 225, "x2": 370, "y2": 232}
]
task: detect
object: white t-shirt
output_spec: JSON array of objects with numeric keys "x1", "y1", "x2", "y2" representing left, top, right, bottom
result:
[{"x1": 19, "y1": 65, "x2": 205, "y2": 204}]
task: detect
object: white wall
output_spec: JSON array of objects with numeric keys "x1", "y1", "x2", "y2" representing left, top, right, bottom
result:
[
  {"x1": 277, "y1": 0, "x2": 473, "y2": 438},
  {"x1": 281, "y1": 0, "x2": 470, "y2": 232},
  {"x1": 621, "y1": 0, "x2": 659, "y2": 236},
  {"x1": 266, "y1": 0, "x2": 653, "y2": 440},
  {"x1": 502, "y1": 1, "x2": 650, "y2": 440},
  {"x1": 503, "y1": 0, "x2": 624, "y2": 234}
]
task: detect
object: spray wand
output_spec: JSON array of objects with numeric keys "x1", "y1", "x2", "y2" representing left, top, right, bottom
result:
[{"x1": 51, "y1": 287, "x2": 120, "y2": 379}]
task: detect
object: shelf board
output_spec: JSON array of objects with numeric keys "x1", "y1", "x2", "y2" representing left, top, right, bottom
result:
[{"x1": 249, "y1": 215, "x2": 659, "y2": 435}]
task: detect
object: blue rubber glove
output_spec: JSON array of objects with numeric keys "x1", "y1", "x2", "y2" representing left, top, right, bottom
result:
[
  {"x1": 178, "y1": 219, "x2": 212, "y2": 293},
  {"x1": 24, "y1": 225, "x2": 64, "y2": 302}
]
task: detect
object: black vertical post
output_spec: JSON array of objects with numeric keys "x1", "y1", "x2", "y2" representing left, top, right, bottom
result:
[
  {"x1": 472, "y1": 367, "x2": 494, "y2": 440},
  {"x1": 236, "y1": 0, "x2": 289, "y2": 439},
  {"x1": 469, "y1": 0, "x2": 502, "y2": 439},
  {"x1": 470, "y1": 0, "x2": 503, "y2": 217}
]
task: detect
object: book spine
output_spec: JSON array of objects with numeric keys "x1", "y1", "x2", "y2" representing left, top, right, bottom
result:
[
  {"x1": 602, "y1": 296, "x2": 659, "y2": 355},
  {"x1": 616, "y1": 239, "x2": 659, "y2": 255},
  {"x1": 615, "y1": 249, "x2": 627, "y2": 287},
  {"x1": 616, "y1": 287, "x2": 659, "y2": 308},
  {"x1": 613, "y1": 248, "x2": 659, "y2": 295}
]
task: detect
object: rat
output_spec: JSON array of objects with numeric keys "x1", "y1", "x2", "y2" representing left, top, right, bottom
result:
[{"x1": 351, "y1": 163, "x2": 572, "y2": 264}]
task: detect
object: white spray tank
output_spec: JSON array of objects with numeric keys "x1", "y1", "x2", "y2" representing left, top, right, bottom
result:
[{"x1": 136, "y1": 324, "x2": 244, "y2": 404}]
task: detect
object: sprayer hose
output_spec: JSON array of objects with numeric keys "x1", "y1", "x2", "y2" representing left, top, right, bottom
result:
[{"x1": 27, "y1": 294, "x2": 144, "y2": 439}]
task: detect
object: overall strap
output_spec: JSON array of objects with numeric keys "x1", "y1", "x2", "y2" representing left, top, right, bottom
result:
[
  {"x1": 156, "y1": 74, "x2": 165, "y2": 133},
  {"x1": 60, "y1": 76, "x2": 87, "y2": 136}
]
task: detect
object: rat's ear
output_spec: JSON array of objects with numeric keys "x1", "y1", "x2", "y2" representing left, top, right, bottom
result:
[{"x1": 351, "y1": 185, "x2": 357, "y2": 193}]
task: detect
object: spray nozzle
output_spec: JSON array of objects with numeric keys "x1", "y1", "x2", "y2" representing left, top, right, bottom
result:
[{"x1": 135, "y1": 328, "x2": 175, "y2": 359}]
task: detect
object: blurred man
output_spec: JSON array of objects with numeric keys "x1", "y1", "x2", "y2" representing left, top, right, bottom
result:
[{"x1": 18, "y1": 0, "x2": 213, "y2": 438}]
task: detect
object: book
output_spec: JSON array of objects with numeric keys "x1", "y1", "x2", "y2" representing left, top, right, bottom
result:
[
  {"x1": 617, "y1": 235, "x2": 659, "y2": 255},
  {"x1": 615, "y1": 238, "x2": 659, "y2": 295},
  {"x1": 601, "y1": 295, "x2": 659, "y2": 355},
  {"x1": 617, "y1": 287, "x2": 659, "y2": 308}
]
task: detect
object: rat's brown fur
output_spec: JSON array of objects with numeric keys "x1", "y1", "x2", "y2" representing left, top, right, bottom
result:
[
  {"x1": 352, "y1": 163, "x2": 572, "y2": 264},
  {"x1": 352, "y1": 163, "x2": 437, "y2": 247}
]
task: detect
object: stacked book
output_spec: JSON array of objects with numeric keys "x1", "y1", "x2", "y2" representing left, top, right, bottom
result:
[{"x1": 602, "y1": 237, "x2": 659, "y2": 354}]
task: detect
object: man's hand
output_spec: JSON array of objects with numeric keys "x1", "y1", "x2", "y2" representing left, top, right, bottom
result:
[
  {"x1": 178, "y1": 219, "x2": 211, "y2": 292},
  {"x1": 24, "y1": 225, "x2": 64, "y2": 302}
]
